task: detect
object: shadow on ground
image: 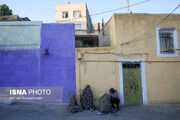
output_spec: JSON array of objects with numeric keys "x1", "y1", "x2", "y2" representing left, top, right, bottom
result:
[{"x1": 0, "y1": 104, "x2": 180, "y2": 120}]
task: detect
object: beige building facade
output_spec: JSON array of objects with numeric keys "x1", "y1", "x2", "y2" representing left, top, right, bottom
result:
[
  {"x1": 76, "y1": 14, "x2": 180, "y2": 105},
  {"x1": 56, "y1": 3, "x2": 98, "y2": 48},
  {"x1": 56, "y1": 3, "x2": 94, "y2": 32}
]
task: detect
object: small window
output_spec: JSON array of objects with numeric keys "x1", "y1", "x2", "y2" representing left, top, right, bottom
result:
[
  {"x1": 75, "y1": 24, "x2": 81, "y2": 30},
  {"x1": 159, "y1": 29, "x2": 175, "y2": 54},
  {"x1": 62, "y1": 11, "x2": 68, "y2": 18},
  {"x1": 73, "y1": 10, "x2": 81, "y2": 18},
  {"x1": 156, "y1": 28, "x2": 178, "y2": 57}
]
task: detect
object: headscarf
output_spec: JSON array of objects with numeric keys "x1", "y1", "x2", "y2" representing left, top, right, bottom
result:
[{"x1": 80, "y1": 85, "x2": 94, "y2": 110}]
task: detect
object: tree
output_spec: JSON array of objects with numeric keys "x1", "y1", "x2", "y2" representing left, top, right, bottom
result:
[{"x1": 0, "y1": 4, "x2": 12, "y2": 16}]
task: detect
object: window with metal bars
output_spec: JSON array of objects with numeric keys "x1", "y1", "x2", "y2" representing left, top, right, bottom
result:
[{"x1": 159, "y1": 29, "x2": 175, "y2": 54}]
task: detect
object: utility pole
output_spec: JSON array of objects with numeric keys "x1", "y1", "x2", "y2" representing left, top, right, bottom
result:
[{"x1": 126, "y1": 0, "x2": 131, "y2": 13}]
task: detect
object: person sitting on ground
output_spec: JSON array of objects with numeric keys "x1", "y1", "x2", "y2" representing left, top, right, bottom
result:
[
  {"x1": 97, "y1": 93, "x2": 113, "y2": 114},
  {"x1": 67, "y1": 94, "x2": 82, "y2": 114},
  {"x1": 80, "y1": 85, "x2": 95, "y2": 111},
  {"x1": 109, "y1": 88, "x2": 120, "y2": 111}
]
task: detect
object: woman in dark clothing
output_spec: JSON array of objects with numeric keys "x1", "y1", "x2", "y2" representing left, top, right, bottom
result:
[
  {"x1": 67, "y1": 94, "x2": 82, "y2": 113},
  {"x1": 109, "y1": 88, "x2": 120, "y2": 111},
  {"x1": 80, "y1": 85, "x2": 95, "y2": 110}
]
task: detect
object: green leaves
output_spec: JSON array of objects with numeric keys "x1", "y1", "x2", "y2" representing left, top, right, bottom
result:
[{"x1": 0, "y1": 4, "x2": 12, "y2": 16}]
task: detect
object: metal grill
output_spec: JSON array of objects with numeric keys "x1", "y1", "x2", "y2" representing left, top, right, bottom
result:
[
  {"x1": 159, "y1": 29, "x2": 175, "y2": 54},
  {"x1": 123, "y1": 63, "x2": 140, "y2": 69}
]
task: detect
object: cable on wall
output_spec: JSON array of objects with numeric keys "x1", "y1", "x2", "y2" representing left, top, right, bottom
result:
[{"x1": 120, "y1": 3, "x2": 180, "y2": 47}]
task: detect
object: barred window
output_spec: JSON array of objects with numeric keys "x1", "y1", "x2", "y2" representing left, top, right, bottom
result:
[
  {"x1": 159, "y1": 29, "x2": 175, "y2": 54},
  {"x1": 156, "y1": 28, "x2": 178, "y2": 57}
]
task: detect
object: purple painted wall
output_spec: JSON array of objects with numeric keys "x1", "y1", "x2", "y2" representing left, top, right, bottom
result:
[
  {"x1": 0, "y1": 24, "x2": 76, "y2": 103},
  {"x1": 0, "y1": 50, "x2": 40, "y2": 86},
  {"x1": 40, "y1": 24, "x2": 76, "y2": 102}
]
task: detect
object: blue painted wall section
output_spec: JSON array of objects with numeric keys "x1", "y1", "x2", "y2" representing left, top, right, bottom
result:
[
  {"x1": 0, "y1": 50, "x2": 40, "y2": 86},
  {"x1": 0, "y1": 23, "x2": 76, "y2": 103},
  {"x1": 40, "y1": 24, "x2": 76, "y2": 103}
]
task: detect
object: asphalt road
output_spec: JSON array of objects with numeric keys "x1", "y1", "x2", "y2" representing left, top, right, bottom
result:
[{"x1": 0, "y1": 104, "x2": 180, "y2": 120}]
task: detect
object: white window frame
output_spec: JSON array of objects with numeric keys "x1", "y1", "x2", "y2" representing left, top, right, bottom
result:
[
  {"x1": 75, "y1": 24, "x2": 81, "y2": 30},
  {"x1": 73, "y1": 10, "x2": 81, "y2": 18},
  {"x1": 156, "y1": 28, "x2": 179, "y2": 57}
]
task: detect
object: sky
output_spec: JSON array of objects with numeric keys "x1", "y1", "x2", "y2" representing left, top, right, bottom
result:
[{"x1": 0, "y1": 0, "x2": 180, "y2": 23}]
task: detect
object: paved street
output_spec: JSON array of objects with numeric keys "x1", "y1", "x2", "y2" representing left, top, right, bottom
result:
[{"x1": 0, "y1": 104, "x2": 180, "y2": 120}]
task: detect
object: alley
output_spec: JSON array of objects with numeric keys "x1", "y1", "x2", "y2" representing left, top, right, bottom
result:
[{"x1": 0, "y1": 104, "x2": 180, "y2": 120}]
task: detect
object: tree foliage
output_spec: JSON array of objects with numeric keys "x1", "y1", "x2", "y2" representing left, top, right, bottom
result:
[{"x1": 0, "y1": 4, "x2": 12, "y2": 16}]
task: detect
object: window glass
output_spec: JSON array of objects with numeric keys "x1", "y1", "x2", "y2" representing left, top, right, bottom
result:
[
  {"x1": 156, "y1": 28, "x2": 178, "y2": 57},
  {"x1": 159, "y1": 29, "x2": 175, "y2": 54},
  {"x1": 73, "y1": 10, "x2": 81, "y2": 18},
  {"x1": 62, "y1": 11, "x2": 68, "y2": 18},
  {"x1": 75, "y1": 24, "x2": 81, "y2": 30}
]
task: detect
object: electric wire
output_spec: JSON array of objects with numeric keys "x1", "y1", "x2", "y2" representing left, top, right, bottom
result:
[
  {"x1": 56, "y1": 0, "x2": 151, "y2": 22},
  {"x1": 120, "y1": 3, "x2": 180, "y2": 46}
]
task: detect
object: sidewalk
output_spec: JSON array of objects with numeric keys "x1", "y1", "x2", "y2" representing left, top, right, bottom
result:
[{"x1": 0, "y1": 104, "x2": 180, "y2": 120}]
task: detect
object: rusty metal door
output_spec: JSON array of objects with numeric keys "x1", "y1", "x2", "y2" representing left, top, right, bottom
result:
[{"x1": 123, "y1": 63, "x2": 143, "y2": 105}]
